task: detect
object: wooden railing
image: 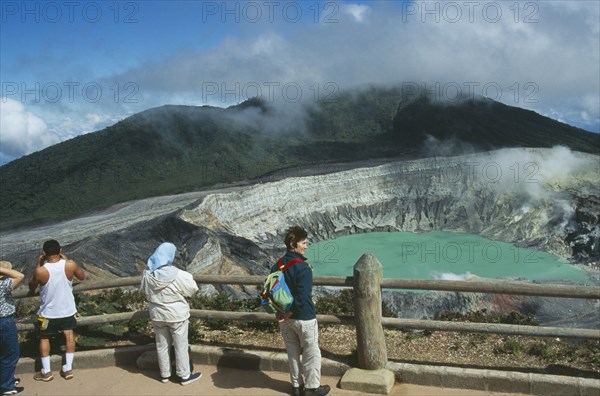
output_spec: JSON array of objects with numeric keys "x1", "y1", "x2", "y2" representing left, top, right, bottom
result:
[{"x1": 13, "y1": 254, "x2": 600, "y2": 369}]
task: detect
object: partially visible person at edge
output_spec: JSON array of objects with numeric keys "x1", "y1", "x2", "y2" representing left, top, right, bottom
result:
[
  {"x1": 272, "y1": 226, "x2": 330, "y2": 396},
  {"x1": 140, "y1": 242, "x2": 201, "y2": 386},
  {"x1": 28, "y1": 239, "x2": 85, "y2": 382},
  {"x1": 0, "y1": 261, "x2": 25, "y2": 395}
]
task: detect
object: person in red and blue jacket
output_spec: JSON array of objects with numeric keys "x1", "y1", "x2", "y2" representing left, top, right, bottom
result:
[{"x1": 271, "y1": 226, "x2": 330, "y2": 396}]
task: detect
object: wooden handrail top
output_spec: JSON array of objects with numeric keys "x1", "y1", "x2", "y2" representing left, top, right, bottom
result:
[{"x1": 13, "y1": 274, "x2": 600, "y2": 299}]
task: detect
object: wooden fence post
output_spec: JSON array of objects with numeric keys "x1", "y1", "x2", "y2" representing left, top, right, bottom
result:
[{"x1": 353, "y1": 253, "x2": 387, "y2": 370}]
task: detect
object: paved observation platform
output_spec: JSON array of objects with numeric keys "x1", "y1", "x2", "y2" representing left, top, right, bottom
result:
[
  {"x1": 16, "y1": 364, "x2": 527, "y2": 396},
  {"x1": 14, "y1": 344, "x2": 597, "y2": 396}
]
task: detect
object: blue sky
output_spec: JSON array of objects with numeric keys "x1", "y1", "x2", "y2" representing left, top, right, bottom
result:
[{"x1": 1, "y1": 0, "x2": 599, "y2": 164}]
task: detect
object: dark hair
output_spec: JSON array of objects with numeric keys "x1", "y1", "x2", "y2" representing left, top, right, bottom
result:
[
  {"x1": 43, "y1": 239, "x2": 61, "y2": 255},
  {"x1": 284, "y1": 226, "x2": 308, "y2": 250}
]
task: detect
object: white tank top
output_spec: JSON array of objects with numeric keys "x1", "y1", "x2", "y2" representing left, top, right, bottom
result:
[{"x1": 39, "y1": 259, "x2": 77, "y2": 318}]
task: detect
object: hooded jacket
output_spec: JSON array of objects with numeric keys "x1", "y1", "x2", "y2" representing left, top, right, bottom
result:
[{"x1": 140, "y1": 243, "x2": 199, "y2": 322}]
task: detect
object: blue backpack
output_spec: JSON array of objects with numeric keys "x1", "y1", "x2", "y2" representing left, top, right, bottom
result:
[{"x1": 260, "y1": 258, "x2": 304, "y2": 313}]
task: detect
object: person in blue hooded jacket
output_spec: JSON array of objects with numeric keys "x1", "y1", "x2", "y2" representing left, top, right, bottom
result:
[
  {"x1": 140, "y1": 242, "x2": 201, "y2": 386},
  {"x1": 272, "y1": 226, "x2": 330, "y2": 396}
]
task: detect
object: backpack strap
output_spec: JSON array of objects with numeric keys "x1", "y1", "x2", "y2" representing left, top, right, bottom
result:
[{"x1": 277, "y1": 258, "x2": 305, "y2": 272}]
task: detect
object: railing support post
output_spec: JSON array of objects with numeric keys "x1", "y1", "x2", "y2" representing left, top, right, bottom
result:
[{"x1": 353, "y1": 253, "x2": 388, "y2": 370}]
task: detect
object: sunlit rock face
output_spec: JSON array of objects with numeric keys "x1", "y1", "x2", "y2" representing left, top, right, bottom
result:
[
  {"x1": 2, "y1": 148, "x2": 597, "y2": 324},
  {"x1": 2, "y1": 148, "x2": 597, "y2": 284},
  {"x1": 180, "y1": 147, "x2": 599, "y2": 265},
  {"x1": 175, "y1": 147, "x2": 599, "y2": 325}
]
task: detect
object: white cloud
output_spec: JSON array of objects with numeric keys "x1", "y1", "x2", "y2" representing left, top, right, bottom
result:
[
  {"x1": 0, "y1": 100, "x2": 125, "y2": 163},
  {"x1": 107, "y1": 1, "x2": 598, "y2": 132},
  {"x1": 0, "y1": 98, "x2": 59, "y2": 163},
  {"x1": 43, "y1": 112, "x2": 128, "y2": 144},
  {"x1": 342, "y1": 3, "x2": 370, "y2": 22},
  {"x1": 2, "y1": 0, "x2": 598, "y2": 164},
  {"x1": 579, "y1": 95, "x2": 600, "y2": 126}
]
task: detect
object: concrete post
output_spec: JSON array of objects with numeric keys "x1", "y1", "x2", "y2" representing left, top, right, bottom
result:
[{"x1": 353, "y1": 253, "x2": 387, "y2": 370}]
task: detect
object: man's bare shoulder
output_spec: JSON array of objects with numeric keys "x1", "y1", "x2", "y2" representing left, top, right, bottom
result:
[
  {"x1": 65, "y1": 259, "x2": 79, "y2": 268},
  {"x1": 33, "y1": 265, "x2": 49, "y2": 277},
  {"x1": 32, "y1": 265, "x2": 50, "y2": 285},
  {"x1": 66, "y1": 259, "x2": 85, "y2": 280}
]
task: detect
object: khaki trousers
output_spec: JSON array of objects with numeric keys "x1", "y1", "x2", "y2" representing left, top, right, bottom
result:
[
  {"x1": 279, "y1": 318, "x2": 322, "y2": 389},
  {"x1": 152, "y1": 319, "x2": 190, "y2": 379}
]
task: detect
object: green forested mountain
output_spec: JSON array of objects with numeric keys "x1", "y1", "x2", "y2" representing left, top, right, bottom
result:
[
  {"x1": 1, "y1": 86, "x2": 598, "y2": 229},
  {"x1": 392, "y1": 96, "x2": 600, "y2": 150}
]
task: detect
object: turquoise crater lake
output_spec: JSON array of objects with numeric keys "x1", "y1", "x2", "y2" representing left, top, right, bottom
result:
[{"x1": 306, "y1": 231, "x2": 592, "y2": 285}]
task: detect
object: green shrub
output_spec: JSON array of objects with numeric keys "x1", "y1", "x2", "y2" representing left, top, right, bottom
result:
[
  {"x1": 579, "y1": 341, "x2": 600, "y2": 365},
  {"x1": 435, "y1": 309, "x2": 538, "y2": 325},
  {"x1": 527, "y1": 341, "x2": 554, "y2": 360},
  {"x1": 316, "y1": 289, "x2": 354, "y2": 315},
  {"x1": 493, "y1": 337, "x2": 522, "y2": 355},
  {"x1": 76, "y1": 288, "x2": 147, "y2": 316},
  {"x1": 188, "y1": 320, "x2": 204, "y2": 344},
  {"x1": 127, "y1": 318, "x2": 151, "y2": 335},
  {"x1": 14, "y1": 299, "x2": 38, "y2": 320},
  {"x1": 190, "y1": 292, "x2": 236, "y2": 330},
  {"x1": 315, "y1": 288, "x2": 395, "y2": 318}
]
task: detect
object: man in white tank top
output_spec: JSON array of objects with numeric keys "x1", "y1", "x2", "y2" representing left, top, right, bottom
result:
[{"x1": 28, "y1": 240, "x2": 85, "y2": 382}]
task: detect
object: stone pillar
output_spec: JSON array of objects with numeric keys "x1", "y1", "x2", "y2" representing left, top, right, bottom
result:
[{"x1": 353, "y1": 253, "x2": 387, "y2": 370}]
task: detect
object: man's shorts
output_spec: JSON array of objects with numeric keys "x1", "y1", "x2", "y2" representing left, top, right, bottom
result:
[{"x1": 37, "y1": 315, "x2": 77, "y2": 337}]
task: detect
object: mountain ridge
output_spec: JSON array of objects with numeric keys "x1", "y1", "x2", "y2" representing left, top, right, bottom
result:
[{"x1": 1, "y1": 87, "x2": 598, "y2": 229}]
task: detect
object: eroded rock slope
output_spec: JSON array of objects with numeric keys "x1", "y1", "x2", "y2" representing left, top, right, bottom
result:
[
  {"x1": 181, "y1": 147, "x2": 599, "y2": 265},
  {"x1": 2, "y1": 148, "x2": 598, "y2": 323}
]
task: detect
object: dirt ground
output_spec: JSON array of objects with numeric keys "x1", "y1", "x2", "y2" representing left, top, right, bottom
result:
[{"x1": 194, "y1": 322, "x2": 600, "y2": 379}]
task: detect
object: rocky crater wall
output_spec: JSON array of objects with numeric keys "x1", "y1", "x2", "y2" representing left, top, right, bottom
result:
[
  {"x1": 180, "y1": 147, "x2": 599, "y2": 265},
  {"x1": 2, "y1": 148, "x2": 598, "y2": 324},
  {"x1": 176, "y1": 147, "x2": 600, "y2": 325},
  {"x1": 3, "y1": 147, "x2": 597, "y2": 282}
]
